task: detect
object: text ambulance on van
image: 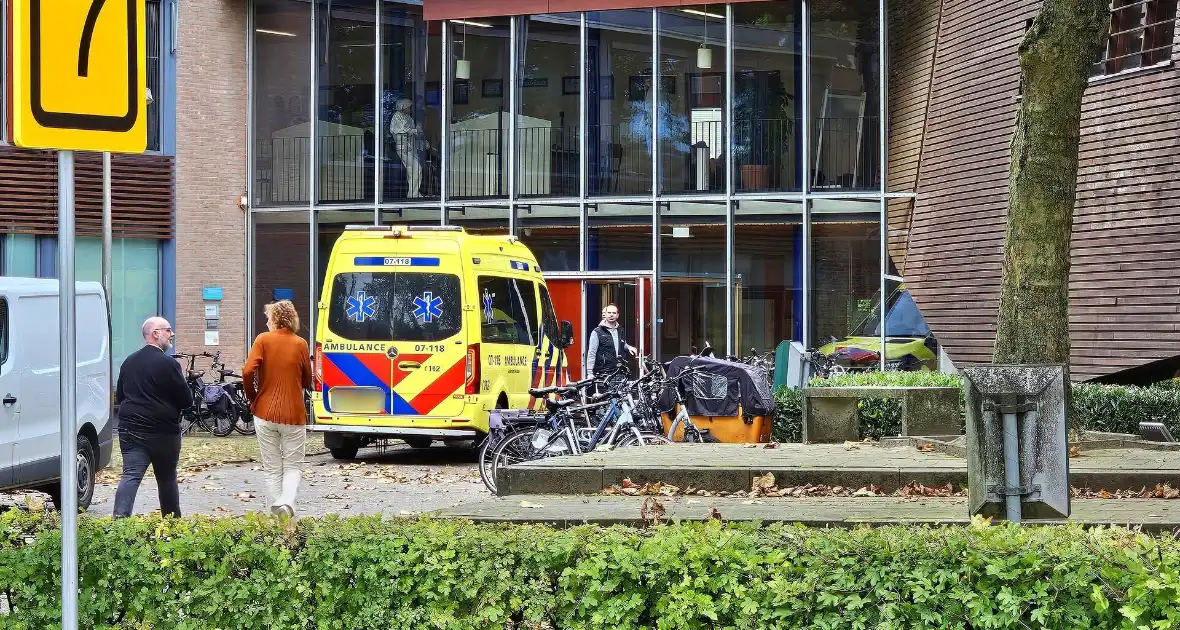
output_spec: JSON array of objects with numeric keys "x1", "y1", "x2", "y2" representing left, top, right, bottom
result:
[{"x1": 310, "y1": 225, "x2": 574, "y2": 460}]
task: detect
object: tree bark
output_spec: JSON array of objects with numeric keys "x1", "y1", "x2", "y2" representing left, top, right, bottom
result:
[{"x1": 992, "y1": 0, "x2": 1110, "y2": 365}]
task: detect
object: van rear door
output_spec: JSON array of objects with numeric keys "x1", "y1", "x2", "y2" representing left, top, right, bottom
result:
[{"x1": 322, "y1": 257, "x2": 468, "y2": 418}]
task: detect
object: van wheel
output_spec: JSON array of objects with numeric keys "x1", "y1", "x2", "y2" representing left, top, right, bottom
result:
[
  {"x1": 47, "y1": 435, "x2": 96, "y2": 512},
  {"x1": 404, "y1": 437, "x2": 433, "y2": 449}
]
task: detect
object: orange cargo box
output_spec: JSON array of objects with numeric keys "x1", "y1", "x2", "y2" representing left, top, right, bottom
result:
[{"x1": 662, "y1": 405, "x2": 772, "y2": 444}]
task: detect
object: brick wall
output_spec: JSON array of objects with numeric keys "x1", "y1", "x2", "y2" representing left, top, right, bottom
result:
[
  {"x1": 175, "y1": 0, "x2": 248, "y2": 366},
  {"x1": 253, "y1": 221, "x2": 312, "y2": 342}
]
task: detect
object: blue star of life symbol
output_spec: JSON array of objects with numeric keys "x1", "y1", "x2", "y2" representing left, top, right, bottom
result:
[
  {"x1": 413, "y1": 291, "x2": 443, "y2": 323},
  {"x1": 345, "y1": 291, "x2": 376, "y2": 323},
  {"x1": 482, "y1": 288, "x2": 494, "y2": 322}
]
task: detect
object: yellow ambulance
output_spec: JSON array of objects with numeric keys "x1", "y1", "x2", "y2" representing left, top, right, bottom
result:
[{"x1": 310, "y1": 224, "x2": 574, "y2": 460}]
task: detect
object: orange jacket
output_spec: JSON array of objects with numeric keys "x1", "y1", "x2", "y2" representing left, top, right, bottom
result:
[{"x1": 242, "y1": 328, "x2": 313, "y2": 425}]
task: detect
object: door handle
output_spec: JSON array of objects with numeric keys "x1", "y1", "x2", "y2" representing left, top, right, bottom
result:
[
  {"x1": 2, "y1": 395, "x2": 15, "y2": 406},
  {"x1": 397, "y1": 362, "x2": 422, "y2": 371}
]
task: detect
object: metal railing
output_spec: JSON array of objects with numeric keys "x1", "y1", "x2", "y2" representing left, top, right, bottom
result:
[{"x1": 254, "y1": 116, "x2": 880, "y2": 204}]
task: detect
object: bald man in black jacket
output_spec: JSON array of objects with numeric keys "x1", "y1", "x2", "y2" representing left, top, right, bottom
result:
[{"x1": 112, "y1": 317, "x2": 192, "y2": 518}]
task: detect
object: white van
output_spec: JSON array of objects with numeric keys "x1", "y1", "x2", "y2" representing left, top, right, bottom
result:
[{"x1": 0, "y1": 278, "x2": 113, "y2": 510}]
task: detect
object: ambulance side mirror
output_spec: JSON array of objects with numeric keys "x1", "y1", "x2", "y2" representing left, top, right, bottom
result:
[{"x1": 559, "y1": 320, "x2": 574, "y2": 348}]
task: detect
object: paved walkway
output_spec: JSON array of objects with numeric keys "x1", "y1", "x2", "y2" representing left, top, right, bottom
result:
[
  {"x1": 497, "y1": 443, "x2": 1180, "y2": 495},
  {"x1": 440, "y1": 494, "x2": 1180, "y2": 531}
]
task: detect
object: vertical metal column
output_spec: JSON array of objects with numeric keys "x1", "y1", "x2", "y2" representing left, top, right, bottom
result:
[
  {"x1": 878, "y1": 0, "x2": 889, "y2": 369},
  {"x1": 579, "y1": 13, "x2": 587, "y2": 272},
  {"x1": 650, "y1": 8, "x2": 660, "y2": 362},
  {"x1": 508, "y1": 16, "x2": 519, "y2": 233},
  {"x1": 308, "y1": 0, "x2": 319, "y2": 336},
  {"x1": 724, "y1": 4, "x2": 735, "y2": 357},
  {"x1": 801, "y1": 0, "x2": 812, "y2": 348},
  {"x1": 245, "y1": 0, "x2": 256, "y2": 342},
  {"x1": 440, "y1": 21, "x2": 450, "y2": 225},
  {"x1": 57, "y1": 149, "x2": 79, "y2": 630},
  {"x1": 373, "y1": 0, "x2": 382, "y2": 223}
]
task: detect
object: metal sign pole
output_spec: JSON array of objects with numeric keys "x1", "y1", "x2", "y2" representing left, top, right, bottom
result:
[
  {"x1": 57, "y1": 149, "x2": 79, "y2": 630},
  {"x1": 102, "y1": 152, "x2": 113, "y2": 312}
]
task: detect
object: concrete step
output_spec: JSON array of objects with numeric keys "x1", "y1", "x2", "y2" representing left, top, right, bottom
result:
[
  {"x1": 439, "y1": 494, "x2": 1180, "y2": 531},
  {"x1": 495, "y1": 443, "x2": 1180, "y2": 496}
]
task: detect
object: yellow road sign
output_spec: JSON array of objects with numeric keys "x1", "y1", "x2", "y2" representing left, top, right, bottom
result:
[{"x1": 9, "y1": 0, "x2": 147, "y2": 153}]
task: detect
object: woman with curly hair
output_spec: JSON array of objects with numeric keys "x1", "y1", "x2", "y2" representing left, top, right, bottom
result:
[{"x1": 242, "y1": 300, "x2": 313, "y2": 518}]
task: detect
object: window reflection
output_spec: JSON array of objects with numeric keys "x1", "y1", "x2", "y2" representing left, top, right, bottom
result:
[
  {"x1": 447, "y1": 18, "x2": 512, "y2": 200},
  {"x1": 518, "y1": 15, "x2": 581, "y2": 198},
  {"x1": 657, "y1": 6, "x2": 726, "y2": 195},
  {"x1": 380, "y1": 2, "x2": 441, "y2": 201},
  {"x1": 586, "y1": 10, "x2": 655, "y2": 197},
  {"x1": 810, "y1": 0, "x2": 881, "y2": 191},
  {"x1": 316, "y1": 0, "x2": 376, "y2": 204}
]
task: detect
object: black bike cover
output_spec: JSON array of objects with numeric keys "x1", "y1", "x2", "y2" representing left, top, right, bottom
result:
[{"x1": 660, "y1": 356, "x2": 775, "y2": 418}]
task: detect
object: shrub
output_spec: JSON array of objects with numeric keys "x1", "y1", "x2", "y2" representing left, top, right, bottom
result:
[
  {"x1": 773, "y1": 371, "x2": 965, "y2": 441},
  {"x1": 1071, "y1": 383, "x2": 1180, "y2": 437},
  {"x1": 4, "y1": 511, "x2": 1180, "y2": 629},
  {"x1": 771, "y1": 372, "x2": 1180, "y2": 442}
]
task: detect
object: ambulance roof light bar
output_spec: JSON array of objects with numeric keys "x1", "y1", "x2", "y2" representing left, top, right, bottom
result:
[{"x1": 344, "y1": 224, "x2": 465, "y2": 232}]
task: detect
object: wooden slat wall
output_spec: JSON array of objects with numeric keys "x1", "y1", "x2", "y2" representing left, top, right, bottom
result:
[
  {"x1": 886, "y1": 0, "x2": 943, "y2": 275},
  {"x1": 0, "y1": 146, "x2": 175, "y2": 239},
  {"x1": 905, "y1": 0, "x2": 1180, "y2": 380}
]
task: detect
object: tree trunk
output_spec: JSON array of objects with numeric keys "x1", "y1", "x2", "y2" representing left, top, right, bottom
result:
[{"x1": 992, "y1": 0, "x2": 1110, "y2": 365}]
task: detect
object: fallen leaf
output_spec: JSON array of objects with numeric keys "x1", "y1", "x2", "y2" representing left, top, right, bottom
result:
[
  {"x1": 1069, "y1": 445, "x2": 1082, "y2": 458},
  {"x1": 745, "y1": 443, "x2": 759, "y2": 448},
  {"x1": 708, "y1": 507, "x2": 723, "y2": 520},
  {"x1": 213, "y1": 506, "x2": 228, "y2": 512},
  {"x1": 752, "y1": 472, "x2": 776, "y2": 495},
  {"x1": 621, "y1": 478, "x2": 640, "y2": 489},
  {"x1": 640, "y1": 497, "x2": 666, "y2": 523},
  {"x1": 763, "y1": 442, "x2": 779, "y2": 449},
  {"x1": 686, "y1": 499, "x2": 701, "y2": 505},
  {"x1": 916, "y1": 443, "x2": 935, "y2": 453},
  {"x1": 844, "y1": 441, "x2": 860, "y2": 451}
]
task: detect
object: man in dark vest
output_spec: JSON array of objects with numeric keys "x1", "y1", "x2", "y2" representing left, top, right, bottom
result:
[{"x1": 585, "y1": 303, "x2": 637, "y2": 378}]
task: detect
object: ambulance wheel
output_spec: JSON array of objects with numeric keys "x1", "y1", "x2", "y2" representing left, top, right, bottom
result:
[
  {"x1": 325, "y1": 433, "x2": 360, "y2": 460},
  {"x1": 329, "y1": 445, "x2": 358, "y2": 460},
  {"x1": 404, "y1": 437, "x2": 433, "y2": 449}
]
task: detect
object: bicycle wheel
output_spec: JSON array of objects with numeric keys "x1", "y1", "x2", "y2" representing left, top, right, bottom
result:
[
  {"x1": 478, "y1": 428, "x2": 507, "y2": 493},
  {"x1": 489, "y1": 429, "x2": 572, "y2": 490},
  {"x1": 211, "y1": 409, "x2": 236, "y2": 437},
  {"x1": 617, "y1": 431, "x2": 673, "y2": 447},
  {"x1": 233, "y1": 394, "x2": 255, "y2": 435}
]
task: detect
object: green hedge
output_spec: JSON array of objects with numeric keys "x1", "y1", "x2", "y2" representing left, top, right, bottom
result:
[
  {"x1": 773, "y1": 372, "x2": 1180, "y2": 442},
  {"x1": 4, "y1": 511, "x2": 1180, "y2": 629}
]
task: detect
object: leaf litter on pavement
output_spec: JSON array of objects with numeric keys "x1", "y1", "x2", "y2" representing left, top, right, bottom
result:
[{"x1": 601, "y1": 474, "x2": 1180, "y2": 501}]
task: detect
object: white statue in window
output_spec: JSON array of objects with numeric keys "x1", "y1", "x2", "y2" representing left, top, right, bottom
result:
[{"x1": 389, "y1": 98, "x2": 423, "y2": 198}]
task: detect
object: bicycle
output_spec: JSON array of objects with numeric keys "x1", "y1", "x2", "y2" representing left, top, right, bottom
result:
[
  {"x1": 173, "y1": 352, "x2": 222, "y2": 435},
  {"x1": 209, "y1": 352, "x2": 255, "y2": 436},
  {"x1": 486, "y1": 363, "x2": 670, "y2": 489}
]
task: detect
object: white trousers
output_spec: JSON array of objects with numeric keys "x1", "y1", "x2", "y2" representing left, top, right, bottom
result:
[{"x1": 254, "y1": 417, "x2": 306, "y2": 513}]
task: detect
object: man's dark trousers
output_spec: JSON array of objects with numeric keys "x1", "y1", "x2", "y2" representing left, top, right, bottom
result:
[{"x1": 112, "y1": 429, "x2": 182, "y2": 518}]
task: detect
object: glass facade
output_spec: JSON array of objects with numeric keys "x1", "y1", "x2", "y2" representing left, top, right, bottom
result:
[{"x1": 247, "y1": 0, "x2": 899, "y2": 366}]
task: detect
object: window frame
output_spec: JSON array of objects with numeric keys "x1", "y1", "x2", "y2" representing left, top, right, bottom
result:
[
  {"x1": 538, "y1": 284, "x2": 560, "y2": 345},
  {"x1": 1091, "y1": 0, "x2": 1177, "y2": 78},
  {"x1": 476, "y1": 275, "x2": 534, "y2": 346},
  {"x1": 145, "y1": 0, "x2": 164, "y2": 152}
]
